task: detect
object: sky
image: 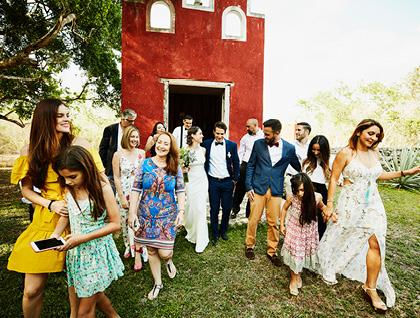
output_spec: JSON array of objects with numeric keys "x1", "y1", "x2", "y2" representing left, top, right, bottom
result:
[
  {"x1": 61, "y1": 0, "x2": 420, "y2": 124},
  {"x1": 252, "y1": 0, "x2": 420, "y2": 122}
]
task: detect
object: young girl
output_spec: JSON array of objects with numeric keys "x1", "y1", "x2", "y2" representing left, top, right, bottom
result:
[
  {"x1": 302, "y1": 135, "x2": 331, "y2": 239},
  {"x1": 112, "y1": 126, "x2": 147, "y2": 270},
  {"x1": 280, "y1": 173, "x2": 331, "y2": 296},
  {"x1": 52, "y1": 146, "x2": 124, "y2": 317}
]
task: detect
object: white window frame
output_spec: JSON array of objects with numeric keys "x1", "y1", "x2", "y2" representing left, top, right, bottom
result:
[
  {"x1": 146, "y1": 0, "x2": 175, "y2": 34},
  {"x1": 182, "y1": 0, "x2": 214, "y2": 12},
  {"x1": 222, "y1": 6, "x2": 247, "y2": 42}
]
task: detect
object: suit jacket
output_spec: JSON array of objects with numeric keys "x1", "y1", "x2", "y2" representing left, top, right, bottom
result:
[
  {"x1": 203, "y1": 138, "x2": 240, "y2": 182},
  {"x1": 245, "y1": 138, "x2": 301, "y2": 197},
  {"x1": 99, "y1": 123, "x2": 119, "y2": 176}
]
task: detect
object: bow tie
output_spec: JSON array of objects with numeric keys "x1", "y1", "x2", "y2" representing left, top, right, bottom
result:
[
  {"x1": 269, "y1": 142, "x2": 279, "y2": 147},
  {"x1": 215, "y1": 141, "x2": 224, "y2": 146}
]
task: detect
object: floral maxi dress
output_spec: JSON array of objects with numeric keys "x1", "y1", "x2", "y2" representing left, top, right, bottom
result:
[
  {"x1": 318, "y1": 159, "x2": 396, "y2": 307},
  {"x1": 66, "y1": 192, "x2": 124, "y2": 298}
]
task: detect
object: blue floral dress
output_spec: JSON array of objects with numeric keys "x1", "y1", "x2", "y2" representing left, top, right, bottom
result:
[
  {"x1": 66, "y1": 192, "x2": 124, "y2": 298},
  {"x1": 132, "y1": 158, "x2": 185, "y2": 250}
]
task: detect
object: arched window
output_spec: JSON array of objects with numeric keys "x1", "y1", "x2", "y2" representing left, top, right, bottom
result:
[
  {"x1": 182, "y1": 0, "x2": 214, "y2": 12},
  {"x1": 222, "y1": 6, "x2": 246, "y2": 41},
  {"x1": 146, "y1": 0, "x2": 175, "y2": 33}
]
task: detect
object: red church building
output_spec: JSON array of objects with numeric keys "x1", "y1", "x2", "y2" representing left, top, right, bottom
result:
[{"x1": 122, "y1": 0, "x2": 265, "y2": 145}]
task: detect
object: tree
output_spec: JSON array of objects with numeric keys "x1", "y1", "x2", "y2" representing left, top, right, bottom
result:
[
  {"x1": 298, "y1": 68, "x2": 420, "y2": 147},
  {"x1": 0, "y1": 0, "x2": 122, "y2": 127}
]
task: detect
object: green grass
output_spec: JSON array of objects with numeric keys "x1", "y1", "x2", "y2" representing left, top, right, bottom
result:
[{"x1": 0, "y1": 170, "x2": 419, "y2": 317}]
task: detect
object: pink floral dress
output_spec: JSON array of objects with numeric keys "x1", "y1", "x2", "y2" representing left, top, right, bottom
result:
[{"x1": 281, "y1": 194, "x2": 321, "y2": 274}]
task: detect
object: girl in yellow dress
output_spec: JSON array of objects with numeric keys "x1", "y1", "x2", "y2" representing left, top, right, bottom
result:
[{"x1": 8, "y1": 99, "x2": 105, "y2": 318}]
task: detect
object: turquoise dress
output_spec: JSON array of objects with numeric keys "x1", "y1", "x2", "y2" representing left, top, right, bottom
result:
[{"x1": 66, "y1": 192, "x2": 124, "y2": 298}]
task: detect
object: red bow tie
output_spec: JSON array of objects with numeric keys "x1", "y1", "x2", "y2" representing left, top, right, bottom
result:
[{"x1": 269, "y1": 142, "x2": 279, "y2": 147}]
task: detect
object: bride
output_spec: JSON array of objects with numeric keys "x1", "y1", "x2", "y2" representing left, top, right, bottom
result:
[{"x1": 184, "y1": 126, "x2": 209, "y2": 253}]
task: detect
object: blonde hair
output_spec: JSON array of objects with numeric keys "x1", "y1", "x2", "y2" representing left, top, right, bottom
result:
[{"x1": 121, "y1": 126, "x2": 140, "y2": 149}]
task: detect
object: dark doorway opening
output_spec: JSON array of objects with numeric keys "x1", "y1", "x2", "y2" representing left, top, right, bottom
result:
[{"x1": 169, "y1": 85, "x2": 224, "y2": 141}]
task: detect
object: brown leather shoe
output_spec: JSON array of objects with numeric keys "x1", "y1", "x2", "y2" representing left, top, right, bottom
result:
[
  {"x1": 245, "y1": 247, "x2": 255, "y2": 260},
  {"x1": 267, "y1": 254, "x2": 282, "y2": 267}
]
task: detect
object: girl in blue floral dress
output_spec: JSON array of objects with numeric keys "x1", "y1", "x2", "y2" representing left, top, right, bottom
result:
[{"x1": 52, "y1": 146, "x2": 123, "y2": 317}]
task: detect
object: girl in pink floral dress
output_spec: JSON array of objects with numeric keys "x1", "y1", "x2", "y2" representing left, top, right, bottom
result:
[{"x1": 280, "y1": 173, "x2": 328, "y2": 296}]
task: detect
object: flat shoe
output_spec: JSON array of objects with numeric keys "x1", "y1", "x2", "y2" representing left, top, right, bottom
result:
[
  {"x1": 148, "y1": 284, "x2": 163, "y2": 300},
  {"x1": 166, "y1": 260, "x2": 177, "y2": 279},
  {"x1": 289, "y1": 284, "x2": 299, "y2": 296}
]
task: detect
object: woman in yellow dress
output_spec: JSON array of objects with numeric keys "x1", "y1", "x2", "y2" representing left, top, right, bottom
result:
[{"x1": 8, "y1": 99, "x2": 105, "y2": 318}]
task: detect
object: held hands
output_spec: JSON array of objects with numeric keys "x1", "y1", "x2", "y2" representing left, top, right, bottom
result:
[
  {"x1": 128, "y1": 213, "x2": 139, "y2": 231},
  {"x1": 280, "y1": 224, "x2": 286, "y2": 236},
  {"x1": 121, "y1": 199, "x2": 129, "y2": 210},
  {"x1": 50, "y1": 200, "x2": 68, "y2": 217},
  {"x1": 322, "y1": 206, "x2": 338, "y2": 223}
]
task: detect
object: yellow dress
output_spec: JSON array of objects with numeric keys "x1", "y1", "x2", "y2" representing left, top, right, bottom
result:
[{"x1": 7, "y1": 149, "x2": 104, "y2": 274}]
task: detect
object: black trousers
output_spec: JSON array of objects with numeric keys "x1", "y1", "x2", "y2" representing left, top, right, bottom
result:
[
  {"x1": 312, "y1": 182, "x2": 328, "y2": 240},
  {"x1": 232, "y1": 162, "x2": 251, "y2": 218}
]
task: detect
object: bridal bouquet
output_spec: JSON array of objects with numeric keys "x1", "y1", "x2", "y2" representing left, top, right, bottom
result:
[{"x1": 179, "y1": 148, "x2": 197, "y2": 183}]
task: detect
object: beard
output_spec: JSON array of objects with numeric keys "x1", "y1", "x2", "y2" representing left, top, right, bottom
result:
[
  {"x1": 247, "y1": 130, "x2": 255, "y2": 136},
  {"x1": 265, "y1": 136, "x2": 275, "y2": 146}
]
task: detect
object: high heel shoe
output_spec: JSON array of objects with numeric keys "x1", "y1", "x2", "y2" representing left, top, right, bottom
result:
[
  {"x1": 133, "y1": 247, "x2": 143, "y2": 272},
  {"x1": 147, "y1": 284, "x2": 163, "y2": 300},
  {"x1": 361, "y1": 285, "x2": 387, "y2": 314}
]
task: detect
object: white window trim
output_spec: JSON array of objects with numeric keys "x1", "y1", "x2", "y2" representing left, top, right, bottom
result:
[
  {"x1": 246, "y1": 0, "x2": 265, "y2": 18},
  {"x1": 222, "y1": 6, "x2": 247, "y2": 42},
  {"x1": 146, "y1": 0, "x2": 175, "y2": 34},
  {"x1": 182, "y1": 0, "x2": 214, "y2": 12}
]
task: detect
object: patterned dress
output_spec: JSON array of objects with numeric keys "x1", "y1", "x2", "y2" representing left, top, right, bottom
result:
[
  {"x1": 318, "y1": 159, "x2": 395, "y2": 307},
  {"x1": 66, "y1": 192, "x2": 124, "y2": 298},
  {"x1": 281, "y1": 194, "x2": 321, "y2": 274},
  {"x1": 116, "y1": 151, "x2": 143, "y2": 256},
  {"x1": 133, "y1": 158, "x2": 185, "y2": 250}
]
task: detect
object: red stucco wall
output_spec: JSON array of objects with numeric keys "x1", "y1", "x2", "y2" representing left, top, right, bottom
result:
[{"x1": 122, "y1": 0, "x2": 264, "y2": 145}]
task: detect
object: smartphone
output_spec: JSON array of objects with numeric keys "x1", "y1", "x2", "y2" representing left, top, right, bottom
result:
[{"x1": 31, "y1": 237, "x2": 66, "y2": 252}]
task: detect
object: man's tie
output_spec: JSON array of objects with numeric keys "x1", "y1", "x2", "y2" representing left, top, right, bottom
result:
[
  {"x1": 215, "y1": 141, "x2": 224, "y2": 146},
  {"x1": 269, "y1": 142, "x2": 279, "y2": 147}
]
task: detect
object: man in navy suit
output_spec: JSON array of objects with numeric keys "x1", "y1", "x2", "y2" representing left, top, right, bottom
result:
[
  {"x1": 244, "y1": 119, "x2": 301, "y2": 266},
  {"x1": 203, "y1": 121, "x2": 240, "y2": 245}
]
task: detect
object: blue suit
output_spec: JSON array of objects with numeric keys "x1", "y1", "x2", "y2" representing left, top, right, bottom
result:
[
  {"x1": 245, "y1": 139, "x2": 301, "y2": 197},
  {"x1": 203, "y1": 138, "x2": 240, "y2": 239}
]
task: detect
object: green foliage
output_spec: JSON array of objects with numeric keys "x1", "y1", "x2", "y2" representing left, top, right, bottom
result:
[
  {"x1": 380, "y1": 148, "x2": 420, "y2": 191},
  {"x1": 298, "y1": 68, "x2": 420, "y2": 147},
  {"x1": 0, "y1": 0, "x2": 122, "y2": 125}
]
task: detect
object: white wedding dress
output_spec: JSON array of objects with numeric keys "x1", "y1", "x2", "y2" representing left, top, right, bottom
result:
[
  {"x1": 184, "y1": 146, "x2": 209, "y2": 253},
  {"x1": 318, "y1": 158, "x2": 395, "y2": 307}
]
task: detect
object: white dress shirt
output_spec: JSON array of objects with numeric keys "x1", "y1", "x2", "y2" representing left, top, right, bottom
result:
[
  {"x1": 208, "y1": 140, "x2": 230, "y2": 178},
  {"x1": 268, "y1": 139, "x2": 283, "y2": 166},
  {"x1": 238, "y1": 129, "x2": 264, "y2": 163},
  {"x1": 303, "y1": 160, "x2": 326, "y2": 184},
  {"x1": 117, "y1": 123, "x2": 123, "y2": 151},
  {"x1": 286, "y1": 139, "x2": 309, "y2": 175},
  {"x1": 172, "y1": 126, "x2": 188, "y2": 148}
]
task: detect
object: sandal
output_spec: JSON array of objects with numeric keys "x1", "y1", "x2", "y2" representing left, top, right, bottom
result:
[
  {"x1": 133, "y1": 247, "x2": 143, "y2": 272},
  {"x1": 123, "y1": 246, "x2": 131, "y2": 259},
  {"x1": 289, "y1": 283, "x2": 299, "y2": 296},
  {"x1": 361, "y1": 285, "x2": 387, "y2": 314},
  {"x1": 166, "y1": 259, "x2": 177, "y2": 279},
  {"x1": 147, "y1": 284, "x2": 163, "y2": 300}
]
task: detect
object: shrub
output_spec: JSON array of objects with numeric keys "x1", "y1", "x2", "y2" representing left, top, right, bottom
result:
[{"x1": 380, "y1": 148, "x2": 420, "y2": 191}]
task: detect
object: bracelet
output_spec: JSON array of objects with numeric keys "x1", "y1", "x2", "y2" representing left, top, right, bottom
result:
[
  {"x1": 47, "y1": 200, "x2": 55, "y2": 211},
  {"x1": 401, "y1": 170, "x2": 405, "y2": 177}
]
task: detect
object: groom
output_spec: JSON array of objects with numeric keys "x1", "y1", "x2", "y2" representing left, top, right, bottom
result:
[{"x1": 203, "y1": 121, "x2": 240, "y2": 245}]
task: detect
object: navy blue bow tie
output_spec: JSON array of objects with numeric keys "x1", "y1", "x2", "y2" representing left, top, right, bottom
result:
[{"x1": 215, "y1": 141, "x2": 224, "y2": 146}]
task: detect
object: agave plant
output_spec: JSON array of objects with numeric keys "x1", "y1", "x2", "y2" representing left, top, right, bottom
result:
[{"x1": 380, "y1": 148, "x2": 420, "y2": 191}]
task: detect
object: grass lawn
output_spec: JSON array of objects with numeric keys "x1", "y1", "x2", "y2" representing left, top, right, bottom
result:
[{"x1": 0, "y1": 169, "x2": 419, "y2": 317}]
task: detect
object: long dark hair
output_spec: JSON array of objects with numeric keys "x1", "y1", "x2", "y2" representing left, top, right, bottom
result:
[
  {"x1": 53, "y1": 146, "x2": 106, "y2": 220},
  {"x1": 28, "y1": 99, "x2": 74, "y2": 189},
  {"x1": 303, "y1": 135, "x2": 331, "y2": 180},
  {"x1": 150, "y1": 121, "x2": 166, "y2": 136},
  {"x1": 186, "y1": 126, "x2": 201, "y2": 146},
  {"x1": 291, "y1": 173, "x2": 317, "y2": 225},
  {"x1": 155, "y1": 132, "x2": 180, "y2": 176},
  {"x1": 348, "y1": 119, "x2": 384, "y2": 150}
]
